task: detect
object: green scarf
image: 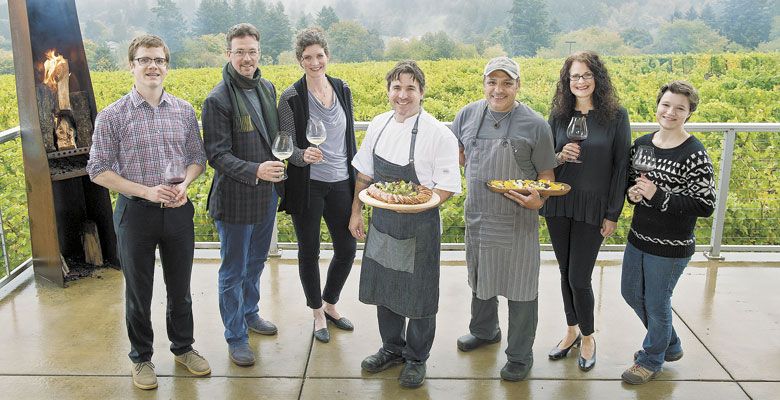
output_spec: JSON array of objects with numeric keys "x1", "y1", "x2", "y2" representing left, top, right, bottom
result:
[{"x1": 222, "y1": 63, "x2": 279, "y2": 141}]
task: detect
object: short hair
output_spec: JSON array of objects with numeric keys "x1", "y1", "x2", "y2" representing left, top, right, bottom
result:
[
  {"x1": 657, "y1": 80, "x2": 699, "y2": 120},
  {"x1": 295, "y1": 27, "x2": 329, "y2": 61},
  {"x1": 385, "y1": 60, "x2": 426, "y2": 92},
  {"x1": 226, "y1": 23, "x2": 260, "y2": 49},
  {"x1": 127, "y1": 34, "x2": 169, "y2": 63}
]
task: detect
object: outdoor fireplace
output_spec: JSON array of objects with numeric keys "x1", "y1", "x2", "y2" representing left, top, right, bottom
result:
[{"x1": 8, "y1": 0, "x2": 118, "y2": 286}]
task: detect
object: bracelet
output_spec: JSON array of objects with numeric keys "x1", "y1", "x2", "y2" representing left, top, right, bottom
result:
[{"x1": 555, "y1": 152, "x2": 565, "y2": 166}]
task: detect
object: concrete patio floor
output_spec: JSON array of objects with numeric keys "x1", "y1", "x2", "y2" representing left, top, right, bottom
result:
[{"x1": 0, "y1": 252, "x2": 778, "y2": 400}]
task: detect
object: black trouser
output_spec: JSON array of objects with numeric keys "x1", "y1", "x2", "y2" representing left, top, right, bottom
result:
[
  {"x1": 545, "y1": 216, "x2": 604, "y2": 336},
  {"x1": 114, "y1": 195, "x2": 195, "y2": 363},
  {"x1": 377, "y1": 306, "x2": 436, "y2": 362},
  {"x1": 469, "y1": 293, "x2": 538, "y2": 364},
  {"x1": 291, "y1": 179, "x2": 357, "y2": 309}
]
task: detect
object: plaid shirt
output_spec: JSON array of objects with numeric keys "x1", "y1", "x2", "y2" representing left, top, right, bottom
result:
[{"x1": 87, "y1": 87, "x2": 206, "y2": 186}]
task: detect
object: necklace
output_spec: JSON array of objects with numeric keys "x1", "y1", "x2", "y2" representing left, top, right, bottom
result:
[
  {"x1": 309, "y1": 83, "x2": 332, "y2": 107},
  {"x1": 487, "y1": 108, "x2": 512, "y2": 128}
]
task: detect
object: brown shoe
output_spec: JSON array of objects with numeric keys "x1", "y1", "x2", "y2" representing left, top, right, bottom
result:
[
  {"x1": 175, "y1": 349, "x2": 212, "y2": 376},
  {"x1": 131, "y1": 361, "x2": 158, "y2": 390},
  {"x1": 622, "y1": 363, "x2": 661, "y2": 385}
]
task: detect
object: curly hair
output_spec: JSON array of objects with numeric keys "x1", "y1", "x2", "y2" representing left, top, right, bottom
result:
[
  {"x1": 295, "y1": 27, "x2": 329, "y2": 61},
  {"x1": 550, "y1": 51, "x2": 621, "y2": 124}
]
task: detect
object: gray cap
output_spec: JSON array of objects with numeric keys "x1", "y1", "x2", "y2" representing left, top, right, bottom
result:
[{"x1": 483, "y1": 56, "x2": 519, "y2": 79}]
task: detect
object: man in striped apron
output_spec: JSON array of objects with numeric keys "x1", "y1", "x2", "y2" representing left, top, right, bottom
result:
[{"x1": 450, "y1": 57, "x2": 557, "y2": 381}]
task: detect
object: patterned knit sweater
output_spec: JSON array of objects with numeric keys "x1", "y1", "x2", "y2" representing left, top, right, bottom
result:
[{"x1": 627, "y1": 133, "x2": 716, "y2": 258}]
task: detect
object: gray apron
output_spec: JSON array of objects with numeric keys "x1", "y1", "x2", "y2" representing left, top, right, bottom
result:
[
  {"x1": 463, "y1": 105, "x2": 540, "y2": 302},
  {"x1": 359, "y1": 113, "x2": 442, "y2": 318}
]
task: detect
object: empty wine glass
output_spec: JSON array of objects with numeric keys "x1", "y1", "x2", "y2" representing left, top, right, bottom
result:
[
  {"x1": 632, "y1": 145, "x2": 656, "y2": 177},
  {"x1": 163, "y1": 159, "x2": 186, "y2": 186},
  {"x1": 566, "y1": 115, "x2": 588, "y2": 163},
  {"x1": 272, "y1": 132, "x2": 294, "y2": 180},
  {"x1": 306, "y1": 118, "x2": 327, "y2": 163}
]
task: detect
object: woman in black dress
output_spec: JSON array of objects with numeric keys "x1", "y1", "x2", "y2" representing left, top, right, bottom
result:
[{"x1": 541, "y1": 51, "x2": 631, "y2": 371}]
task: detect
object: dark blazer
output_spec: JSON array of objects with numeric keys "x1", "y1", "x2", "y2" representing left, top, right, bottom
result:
[
  {"x1": 277, "y1": 75, "x2": 357, "y2": 215},
  {"x1": 202, "y1": 78, "x2": 282, "y2": 224}
]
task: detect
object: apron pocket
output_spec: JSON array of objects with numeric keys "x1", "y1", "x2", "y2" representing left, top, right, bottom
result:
[{"x1": 365, "y1": 222, "x2": 416, "y2": 274}]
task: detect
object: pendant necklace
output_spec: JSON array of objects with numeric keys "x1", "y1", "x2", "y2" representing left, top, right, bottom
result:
[{"x1": 487, "y1": 108, "x2": 511, "y2": 128}]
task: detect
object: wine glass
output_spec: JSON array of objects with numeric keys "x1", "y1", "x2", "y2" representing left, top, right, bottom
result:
[
  {"x1": 306, "y1": 118, "x2": 327, "y2": 163},
  {"x1": 272, "y1": 132, "x2": 294, "y2": 180},
  {"x1": 566, "y1": 115, "x2": 588, "y2": 163},
  {"x1": 632, "y1": 145, "x2": 656, "y2": 177},
  {"x1": 163, "y1": 159, "x2": 186, "y2": 186}
]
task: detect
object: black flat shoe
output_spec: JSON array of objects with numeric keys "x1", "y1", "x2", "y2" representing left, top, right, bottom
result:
[
  {"x1": 313, "y1": 325, "x2": 330, "y2": 343},
  {"x1": 548, "y1": 334, "x2": 581, "y2": 360},
  {"x1": 324, "y1": 311, "x2": 354, "y2": 331},
  {"x1": 578, "y1": 339, "x2": 596, "y2": 371}
]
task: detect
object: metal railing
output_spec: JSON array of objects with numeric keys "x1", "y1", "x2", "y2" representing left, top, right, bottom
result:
[{"x1": 2, "y1": 122, "x2": 779, "y2": 285}]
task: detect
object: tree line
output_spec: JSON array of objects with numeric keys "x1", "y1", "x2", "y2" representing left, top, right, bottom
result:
[{"x1": 0, "y1": 0, "x2": 777, "y2": 73}]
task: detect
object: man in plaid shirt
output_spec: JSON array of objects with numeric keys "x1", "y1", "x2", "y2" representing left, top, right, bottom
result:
[{"x1": 87, "y1": 35, "x2": 210, "y2": 390}]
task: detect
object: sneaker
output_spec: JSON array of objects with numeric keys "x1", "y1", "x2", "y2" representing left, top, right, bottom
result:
[
  {"x1": 361, "y1": 349, "x2": 404, "y2": 373},
  {"x1": 633, "y1": 349, "x2": 684, "y2": 362},
  {"x1": 175, "y1": 349, "x2": 211, "y2": 376},
  {"x1": 131, "y1": 361, "x2": 158, "y2": 390},
  {"x1": 248, "y1": 318, "x2": 278, "y2": 335},
  {"x1": 399, "y1": 360, "x2": 426, "y2": 388},
  {"x1": 229, "y1": 343, "x2": 256, "y2": 366},
  {"x1": 622, "y1": 363, "x2": 661, "y2": 385}
]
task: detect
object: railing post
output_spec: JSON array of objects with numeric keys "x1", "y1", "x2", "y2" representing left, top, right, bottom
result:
[
  {"x1": 705, "y1": 129, "x2": 736, "y2": 261},
  {"x1": 0, "y1": 204, "x2": 10, "y2": 277}
]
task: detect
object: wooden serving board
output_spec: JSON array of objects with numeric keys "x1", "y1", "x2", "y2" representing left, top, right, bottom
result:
[{"x1": 358, "y1": 189, "x2": 441, "y2": 212}]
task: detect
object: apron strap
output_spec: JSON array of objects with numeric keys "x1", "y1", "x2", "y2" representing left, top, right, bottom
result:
[
  {"x1": 372, "y1": 112, "x2": 422, "y2": 164},
  {"x1": 408, "y1": 113, "x2": 421, "y2": 163}
]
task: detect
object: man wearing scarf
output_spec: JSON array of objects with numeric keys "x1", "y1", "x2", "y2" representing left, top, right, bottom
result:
[{"x1": 202, "y1": 23, "x2": 285, "y2": 367}]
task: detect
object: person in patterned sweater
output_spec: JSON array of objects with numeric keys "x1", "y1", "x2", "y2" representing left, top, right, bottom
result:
[{"x1": 620, "y1": 81, "x2": 716, "y2": 384}]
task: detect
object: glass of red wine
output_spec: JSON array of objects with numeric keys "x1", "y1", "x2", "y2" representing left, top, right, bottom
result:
[
  {"x1": 566, "y1": 115, "x2": 588, "y2": 163},
  {"x1": 632, "y1": 145, "x2": 656, "y2": 177},
  {"x1": 164, "y1": 160, "x2": 186, "y2": 186}
]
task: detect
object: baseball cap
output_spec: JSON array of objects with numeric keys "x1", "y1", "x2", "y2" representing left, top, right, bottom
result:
[{"x1": 483, "y1": 56, "x2": 519, "y2": 80}]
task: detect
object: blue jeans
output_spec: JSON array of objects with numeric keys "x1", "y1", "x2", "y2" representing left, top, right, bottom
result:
[
  {"x1": 215, "y1": 192, "x2": 277, "y2": 345},
  {"x1": 621, "y1": 242, "x2": 689, "y2": 372}
]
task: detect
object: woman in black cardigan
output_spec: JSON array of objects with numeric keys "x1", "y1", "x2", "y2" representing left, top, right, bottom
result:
[
  {"x1": 278, "y1": 27, "x2": 358, "y2": 343},
  {"x1": 541, "y1": 51, "x2": 631, "y2": 371}
]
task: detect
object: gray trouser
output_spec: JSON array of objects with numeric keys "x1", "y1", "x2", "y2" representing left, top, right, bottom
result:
[
  {"x1": 469, "y1": 292, "x2": 538, "y2": 364},
  {"x1": 378, "y1": 306, "x2": 436, "y2": 362}
]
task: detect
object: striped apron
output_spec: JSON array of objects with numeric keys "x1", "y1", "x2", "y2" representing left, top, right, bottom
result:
[
  {"x1": 359, "y1": 113, "x2": 442, "y2": 318},
  {"x1": 463, "y1": 106, "x2": 541, "y2": 302}
]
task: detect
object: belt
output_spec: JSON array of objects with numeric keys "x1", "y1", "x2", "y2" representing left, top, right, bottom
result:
[{"x1": 123, "y1": 195, "x2": 166, "y2": 208}]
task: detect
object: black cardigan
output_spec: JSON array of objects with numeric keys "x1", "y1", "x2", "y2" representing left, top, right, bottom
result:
[{"x1": 277, "y1": 75, "x2": 357, "y2": 214}]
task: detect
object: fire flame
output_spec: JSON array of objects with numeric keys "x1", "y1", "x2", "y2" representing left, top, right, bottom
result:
[{"x1": 43, "y1": 50, "x2": 68, "y2": 91}]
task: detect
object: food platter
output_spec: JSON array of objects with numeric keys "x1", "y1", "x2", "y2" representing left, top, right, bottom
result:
[
  {"x1": 486, "y1": 179, "x2": 571, "y2": 196},
  {"x1": 359, "y1": 189, "x2": 441, "y2": 212}
]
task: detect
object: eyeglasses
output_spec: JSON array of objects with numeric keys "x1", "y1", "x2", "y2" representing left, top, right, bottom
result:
[
  {"x1": 230, "y1": 49, "x2": 260, "y2": 58},
  {"x1": 134, "y1": 57, "x2": 168, "y2": 67},
  {"x1": 570, "y1": 72, "x2": 594, "y2": 82}
]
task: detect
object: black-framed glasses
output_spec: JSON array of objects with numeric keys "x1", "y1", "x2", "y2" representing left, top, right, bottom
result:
[
  {"x1": 134, "y1": 57, "x2": 168, "y2": 67},
  {"x1": 570, "y1": 72, "x2": 594, "y2": 82},
  {"x1": 229, "y1": 49, "x2": 260, "y2": 58}
]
